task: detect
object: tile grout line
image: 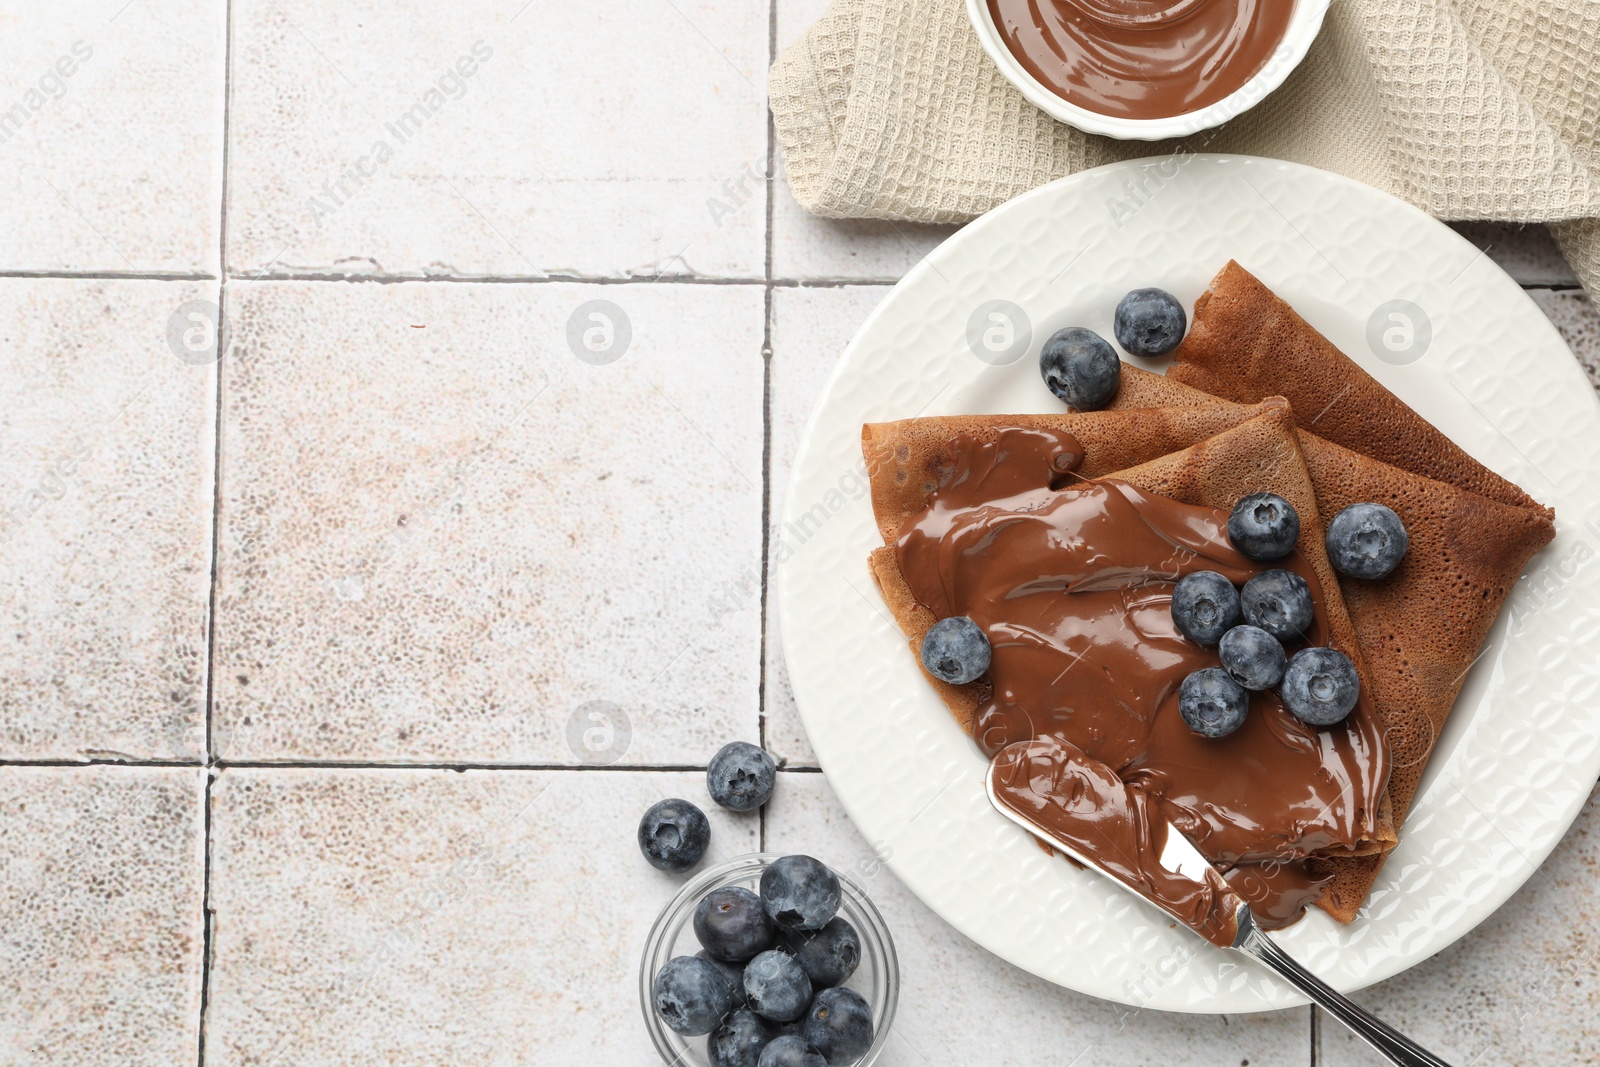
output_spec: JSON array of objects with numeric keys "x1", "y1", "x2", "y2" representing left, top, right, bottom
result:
[
  {"x1": 1309, "y1": 1004, "x2": 1320, "y2": 1066},
  {"x1": 0, "y1": 270, "x2": 218, "y2": 281},
  {"x1": 757, "y1": 0, "x2": 778, "y2": 858},
  {"x1": 196, "y1": 1, "x2": 237, "y2": 1064},
  {"x1": 226, "y1": 272, "x2": 905, "y2": 287},
  {"x1": 0, "y1": 757, "x2": 829, "y2": 772},
  {"x1": 0, "y1": 270, "x2": 1584, "y2": 293}
]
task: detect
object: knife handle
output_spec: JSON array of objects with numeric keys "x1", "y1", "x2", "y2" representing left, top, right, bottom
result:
[{"x1": 1233, "y1": 910, "x2": 1454, "y2": 1067}]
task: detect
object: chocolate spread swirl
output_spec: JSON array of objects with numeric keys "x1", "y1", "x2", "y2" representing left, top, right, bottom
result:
[
  {"x1": 895, "y1": 427, "x2": 1389, "y2": 927},
  {"x1": 986, "y1": 0, "x2": 1296, "y2": 119}
]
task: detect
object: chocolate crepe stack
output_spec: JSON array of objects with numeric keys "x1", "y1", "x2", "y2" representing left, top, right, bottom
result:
[
  {"x1": 862, "y1": 262, "x2": 1554, "y2": 924},
  {"x1": 1152, "y1": 262, "x2": 1555, "y2": 916}
]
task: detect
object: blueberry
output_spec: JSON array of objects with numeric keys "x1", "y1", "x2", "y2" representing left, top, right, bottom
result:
[
  {"x1": 786, "y1": 917, "x2": 861, "y2": 989},
  {"x1": 638, "y1": 798, "x2": 711, "y2": 873},
  {"x1": 1170, "y1": 571, "x2": 1241, "y2": 647},
  {"x1": 654, "y1": 954, "x2": 739, "y2": 1036},
  {"x1": 696, "y1": 886, "x2": 777, "y2": 962},
  {"x1": 919, "y1": 616, "x2": 990, "y2": 684},
  {"x1": 1039, "y1": 327, "x2": 1121, "y2": 410},
  {"x1": 743, "y1": 949, "x2": 813, "y2": 1023},
  {"x1": 1218, "y1": 624, "x2": 1287, "y2": 691},
  {"x1": 709, "y1": 1008, "x2": 779, "y2": 1067},
  {"x1": 802, "y1": 986, "x2": 875, "y2": 1065},
  {"x1": 1282, "y1": 647, "x2": 1360, "y2": 726},
  {"x1": 1113, "y1": 287, "x2": 1187, "y2": 357},
  {"x1": 697, "y1": 950, "x2": 749, "y2": 1006},
  {"x1": 758, "y1": 1035, "x2": 828, "y2": 1067},
  {"x1": 1327, "y1": 502, "x2": 1409, "y2": 580},
  {"x1": 1228, "y1": 493, "x2": 1301, "y2": 561},
  {"x1": 1240, "y1": 569, "x2": 1314, "y2": 641},
  {"x1": 760, "y1": 855, "x2": 842, "y2": 932},
  {"x1": 707, "y1": 741, "x2": 778, "y2": 812},
  {"x1": 1178, "y1": 667, "x2": 1249, "y2": 738}
]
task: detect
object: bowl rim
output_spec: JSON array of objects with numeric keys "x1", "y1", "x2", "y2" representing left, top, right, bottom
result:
[
  {"x1": 638, "y1": 851, "x2": 901, "y2": 1067},
  {"x1": 965, "y1": 0, "x2": 1334, "y2": 140}
]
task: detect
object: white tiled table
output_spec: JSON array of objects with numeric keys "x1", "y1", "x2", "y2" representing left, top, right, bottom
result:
[{"x1": 1, "y1": 4, "x2": 1597, "y2": 1066}]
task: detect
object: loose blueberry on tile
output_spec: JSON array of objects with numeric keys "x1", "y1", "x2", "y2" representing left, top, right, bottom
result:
[
  {"x1": 1240, "y1": 569, "x2": 1314, "y2": 640},
  {"x1": 1113, "y1": 287, "x2": 1187, "y2": 357},
  {"x1": 1326, "y1": 502, "x2": 1409, "y2": 579},
  {"x1": 786, "y1": 917, "x2": 861, "y2": 989},
  {"x1": 1282, "y1": 647, "x2": 1361, "y2": 726},
  {"x1": 709, "y1": 1007, "x2": 778, "y2": 1067},
  {"x1": 1178, "y1": 667, "x2": 1249, "y2": 738},
  {"x1": 707, "y1": 741, "x2": 778, "y2": 812},
  {"x1": 1039, "y1": 327, "x2": 1121, "y2": 410},
  {"x1": 758, "y1": 1035, "x2": 828, "y2": 1067},
  {"x1": 760, "y1": 855, "x2": 842, "y2": 932},
  {"x1": 918, "y1": 616, "x2": 991, "y2": 684},
  {"x1": 802, "y1": 986, "x2": 875, "y2": 1065},
  {"x1": 743, "y1": 949, "x2": 813, "y2": 1023},
  {"x1": 697, "y1": 950, "x2": 749, "y2": 1005},
  {"x1": 696, "y1": 886, "x2": 777, "y2": 962},
  {"x1": 1228, "y1": 493, "x2": 1301, "y2": 561},
  {"x1": 1218, "y1": 624, "x2": 1287, "y2": 691},
  {"x1": 1170, "y1": 570, "x2": 1242, "y2": 647},
  {"x1": 653, "y1": 954, "x2": 739, "y2": 1036},
  {"x1": 637, "y1": 798, "x2": 711, "y2": 873}
]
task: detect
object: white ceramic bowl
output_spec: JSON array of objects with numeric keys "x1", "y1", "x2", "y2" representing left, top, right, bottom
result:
[{"x1": 966, "y1": 0, "x2": 1332, "y2": 140}]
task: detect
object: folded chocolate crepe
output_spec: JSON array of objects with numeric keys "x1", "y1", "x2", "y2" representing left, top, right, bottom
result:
[
  {"x1": 865, "y1": 263, "x2": 1554, "y2": 924},
  {"x1": 1166, "y1": 260, "x2": 1552, "y2": 518},
  {"x1": 1113, "y1": 352, "x2": 1556, "y2": 917},
  {"x1": 865, "y1": 403, "x2": 1398, "y2": 922},
  {"x1": 863, "y1": 400, "x2": 1273, "y2": 546},
  {"x1": 867, "y1": 372, "x2": 1552, "y2": 928}
]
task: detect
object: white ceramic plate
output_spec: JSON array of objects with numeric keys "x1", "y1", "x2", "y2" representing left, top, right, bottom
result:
[{"x1": 777, "y1": 156, "x2": 1600, "y2": 1013}]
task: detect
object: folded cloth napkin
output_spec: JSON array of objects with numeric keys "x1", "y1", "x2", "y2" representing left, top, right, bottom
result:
[{"x1": 770, "y1": 0, "x2": 1600, "y2": 304}]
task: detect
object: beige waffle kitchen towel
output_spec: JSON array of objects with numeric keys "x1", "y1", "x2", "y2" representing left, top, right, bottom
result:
[{"x1": 770, "y1": 0, "x2": 1600, "y2": 304}]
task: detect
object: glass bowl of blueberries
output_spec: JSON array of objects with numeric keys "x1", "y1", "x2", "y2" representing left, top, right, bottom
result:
[{"x1": 640, "y1": 851, "x2": 899, "y2": 1067}]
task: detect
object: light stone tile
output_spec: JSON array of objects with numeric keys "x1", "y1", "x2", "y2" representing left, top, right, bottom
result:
[
  {"x1": 766, "y1": 770, "x2": 1313, "y2": 1066},
  {"x1": 770, "y1": 0, "x2": 959, "y2": 281},
  {"x1": 765, "y1": 285, "x2": 891, "y2": 769},
  {"x1": 206, "y1": 768, "x2": 759, "y2": 1066},
  {"x1": 0, "y1": 1, "x2": 224, "y2": 273},
  {"x1": 0, "y1": 278, "x2": 215, "y2": 760},
  {"x1": 1529, "y1": 288, "x2": 1600, "y2": 393},
  {"x1": 0, "y1": 766, "x2": 205, "y2": 1066},
  {"x1": 1320, "y1": 784, "x2": 1600, "y2": 1066},
  {"x1": 214, "y1": 281, "x2": 763, "y2": 764},
  {"x1": 1448, "y1": 222, "x2": 1579, "y2": 288},
  {"x1": 227, "y1": 0, "x2": 767, "y2": 279}
]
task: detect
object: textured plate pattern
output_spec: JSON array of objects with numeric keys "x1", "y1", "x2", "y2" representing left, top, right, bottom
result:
[{"x1": 777, "y1": 156, "x2": 1600, "y2": 1014}]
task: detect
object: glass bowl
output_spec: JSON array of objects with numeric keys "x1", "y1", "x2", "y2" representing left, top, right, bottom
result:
[{"x1": 639, "y1": 852, "x2": 899, "y2": 1066}]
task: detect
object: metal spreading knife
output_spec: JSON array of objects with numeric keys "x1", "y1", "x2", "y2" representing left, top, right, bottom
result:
[{"x1": 986, "y1": 743, "x2": 1453, "y2": 1067}]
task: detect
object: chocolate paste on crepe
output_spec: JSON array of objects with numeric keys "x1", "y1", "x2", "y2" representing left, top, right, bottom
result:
[
  {"x1": 870, "y1": 405, "x2": 1394, "y2": 927},
  {"x1": 991, "y1": 736, "x2": 1244, "y2": 947}
]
